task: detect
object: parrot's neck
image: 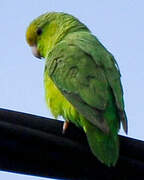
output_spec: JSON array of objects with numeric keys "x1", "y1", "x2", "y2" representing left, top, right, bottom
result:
[
  {"x1": 37, "y1": 22, "x2": 60, "y2": 58},
  {"x1": 37, "y1": 19, "x2": 90, "y2": 58}
]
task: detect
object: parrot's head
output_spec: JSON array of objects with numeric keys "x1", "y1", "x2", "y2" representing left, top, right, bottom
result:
[{"x1": 26, "y1": 12, "x2": 89, "y2": 59}]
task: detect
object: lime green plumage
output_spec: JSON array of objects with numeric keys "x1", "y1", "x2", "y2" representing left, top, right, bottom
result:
[
  {"x1": 26, "y1": 12, "x2": 128, "y2": 166},
  {"x1": 44, "y1": 76, "x2": 81, "y2": 126}
]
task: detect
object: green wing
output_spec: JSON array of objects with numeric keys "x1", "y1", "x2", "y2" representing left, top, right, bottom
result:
[{"x1": 46, "y1": 32, "x2": 127, "y2": 133}]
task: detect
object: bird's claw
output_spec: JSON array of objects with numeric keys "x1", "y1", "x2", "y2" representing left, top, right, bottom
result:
[{"x1": 62, "y1": 121, "x2": 69, "y2": 134}]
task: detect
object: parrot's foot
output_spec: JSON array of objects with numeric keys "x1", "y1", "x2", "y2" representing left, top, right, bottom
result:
[{"x1": 62, "y1": 120, "x2": 69, "y2": 134}]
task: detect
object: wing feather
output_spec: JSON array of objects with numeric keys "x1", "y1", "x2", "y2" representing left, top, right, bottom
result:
[{"x1": 46, "y1": 32, "x2": 127, "y2": 133}]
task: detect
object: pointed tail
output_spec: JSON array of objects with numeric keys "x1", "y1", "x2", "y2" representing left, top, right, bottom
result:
[{"x1": 84, "y1": 122, "x2": 119, "y2": 167}]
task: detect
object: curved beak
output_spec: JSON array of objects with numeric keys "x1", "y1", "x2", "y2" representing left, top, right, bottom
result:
[{"x1": 31, "y1": 45, "x2": 41, "y2": 59}]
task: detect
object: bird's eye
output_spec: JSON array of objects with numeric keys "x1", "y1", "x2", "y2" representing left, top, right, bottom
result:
[{"x1": 37, "y1": 28, "x2": 42, "y2": 35}]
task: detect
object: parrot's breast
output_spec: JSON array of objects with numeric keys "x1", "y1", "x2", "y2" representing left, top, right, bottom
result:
[{"x1": 44, "y1": 74, "x2": 81, "y2": 127}]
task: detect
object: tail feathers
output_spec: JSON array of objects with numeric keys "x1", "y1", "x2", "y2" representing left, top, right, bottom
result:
[{"x1": 85, "y1": 124, "x2": 119, "y2": 167}]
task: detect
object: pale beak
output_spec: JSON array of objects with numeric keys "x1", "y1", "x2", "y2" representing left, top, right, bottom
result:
[{"x1": 31, "y1": 45, "x2": 41, "y2": 59}]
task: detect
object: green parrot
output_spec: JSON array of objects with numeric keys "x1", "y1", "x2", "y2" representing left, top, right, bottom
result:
[{"x1": 26, "y1": 12, "x2": 128, "y2": 166}]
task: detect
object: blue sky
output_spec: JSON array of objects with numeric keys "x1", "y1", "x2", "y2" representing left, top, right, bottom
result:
[{"x1": 0, "y1": 0, "x2": 144, "y2": 179}]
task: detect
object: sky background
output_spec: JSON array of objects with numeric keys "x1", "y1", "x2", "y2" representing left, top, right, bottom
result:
[{"x1": 0, "y1": 0, "x2": 144, "y2": 179}]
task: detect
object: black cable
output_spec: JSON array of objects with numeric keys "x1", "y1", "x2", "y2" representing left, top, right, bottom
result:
[{"x1": 0, "y1": 108, "x2": 144, "y2": 180}]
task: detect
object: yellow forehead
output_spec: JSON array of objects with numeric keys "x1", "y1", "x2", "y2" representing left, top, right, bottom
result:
[{"x1": 26, "y1": 23, "x2": 38, "y2": 46}]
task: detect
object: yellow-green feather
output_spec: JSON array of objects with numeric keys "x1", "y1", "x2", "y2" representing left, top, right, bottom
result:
[{"x1": 44, "y1": 74, "x2": 81, "y2": 127}]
